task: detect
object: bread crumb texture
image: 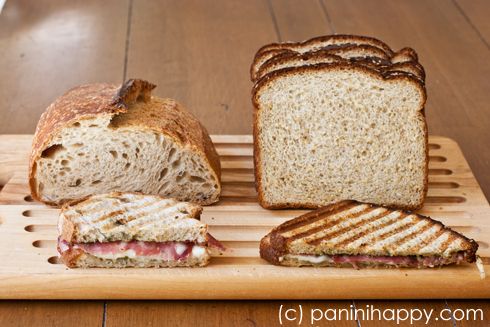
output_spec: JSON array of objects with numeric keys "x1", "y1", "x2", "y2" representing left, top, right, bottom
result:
[
  {"x1": 255, "y1": 66, "x2": 426, "y2": 209},
  {"x1": 31, "y1": 81, "x2": 221, "y2": 206}
]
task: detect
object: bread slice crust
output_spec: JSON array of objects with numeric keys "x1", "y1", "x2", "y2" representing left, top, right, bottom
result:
[
  {"x1": 259, "y1": 201, "x2": 479, "y2": 267},
  {"x1": 255, "y1": 34, "x2": 395, "y2": 58},
  {"x1": 29, "y1": 79, "x2": 221, "y2": 206},
  {"x1": 252, "y1": 62, "x2": 428, "y2": 211},
  {"x1": 251, "y1": 34, "x2": 397, "y2": 80},
  {"x1": 256, "y1": 49, "x2": 425, "y2": 83}
]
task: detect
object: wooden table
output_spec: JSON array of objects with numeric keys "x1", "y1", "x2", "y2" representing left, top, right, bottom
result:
[{"x1": 0, "y1": 0, "x2": 489, "y2": 326}]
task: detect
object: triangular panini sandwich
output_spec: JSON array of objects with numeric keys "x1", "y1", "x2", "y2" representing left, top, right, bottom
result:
[
  {"x1": 260, "y1": 201, "x2": 478, "y2": 268},
  {"x1": 58, "y1": 192, "x2": 222, "y2": 268}
]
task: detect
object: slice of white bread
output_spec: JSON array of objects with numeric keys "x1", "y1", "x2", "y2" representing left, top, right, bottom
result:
[
  {"x1": 29, "y1": 79, "x2": 221, "y2": 206},
  {"x1": 58, "y1": 192, "x2": 211, "y2": 267},
  {"x1": 252, "y1": 62, "x2": 427, "y2": 210},
  {"x1": 251, "y1": 34, "x2": 396, "y2": 80}
]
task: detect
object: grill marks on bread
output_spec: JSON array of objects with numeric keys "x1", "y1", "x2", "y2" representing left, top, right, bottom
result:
[
  {"x1": 261, "y1": 201, "x2": 478, "y2": 261},
  {"x1": 60, "y1": 192, "x2": 206, "y2": 244},
  {"x1": 306, "y1": 208, "x2": 393, "y2": 246}
]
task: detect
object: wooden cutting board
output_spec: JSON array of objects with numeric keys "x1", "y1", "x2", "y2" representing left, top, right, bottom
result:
[{"x1": 0, "y1": 135, "x2": 488, "y2": 299}]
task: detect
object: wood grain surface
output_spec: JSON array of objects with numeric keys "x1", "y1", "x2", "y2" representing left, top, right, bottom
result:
[
  {"x1": 0, "y1": 0, "x2": 129, "y2": 134},
  {"x1": 455, "y1": 0, "x2": 490, "y2": 46},
  {"x1": 0, "y1": 0, "x2": 489, "y2": 326},
  {"x1": 0, "y1": 301, "x2": 104, "y2": 327},
  {"x1": 126, "y1": 0, "x2": 276, "y2": 134}
]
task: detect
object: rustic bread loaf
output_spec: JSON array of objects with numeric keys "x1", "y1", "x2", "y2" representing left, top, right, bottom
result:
[
  {"x1": 252, "y1": 58, "x2": 427, "y2": 210},
  {"x1": 29, "y1": 79, "x2": 221, "y2": 206}
]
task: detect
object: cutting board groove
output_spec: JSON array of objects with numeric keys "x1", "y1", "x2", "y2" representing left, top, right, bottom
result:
[{"x1": 0, "y1": 135, "x2": 488, "y2": 299}]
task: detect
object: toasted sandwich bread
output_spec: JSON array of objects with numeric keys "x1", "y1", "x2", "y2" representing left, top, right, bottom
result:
[
  {"x1": 29, "y1": 79, "x2": 221, "y2": 206},
  {"x1": 57, "y1": 192, "x2": 220, "y2": 268},
  {"x1": 260, "y1": 201, "x2": 478, "y2": 268}
]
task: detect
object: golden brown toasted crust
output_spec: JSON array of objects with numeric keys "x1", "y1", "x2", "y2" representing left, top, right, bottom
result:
[
  {"x1": 273, "y1": 43, "x2": 391, "y2": 63},
  {"x1": 259, "y1": 235, "x2": 284, "y2": 265},
  {"x1": 59, "y1": 213, "x2": 78, "y2": 245},
  {"x1": 252, "y1": 43, "x2": 391, "y2": 81},
  {"x1": 112, "y1": 78, "x2": 156, "y2": 107},
  {"x1": 256, "y1": 51, "x2": 343, "y2": 82},
  {"x1": 256, "y1": 48, "x2": 426, "y2": 84},
  {"x1": 252, "y1": 62, "x2": 428, "y2": 211},
  {"x1": 59, "y1": 191, "x2": 203, "y2": 244},
  {"x1": 29, "y1": 79, "x2": 221, "y2": 206},
  {"x1": 393, "y1": 47, "x2": 419, "y2": 62},
  {"x1": 255, "y1": 34, "x2": 395, "y2": 59},
  {"x1": 58, "y1": 243, "x2": 85, "y2": 268},
  {"x1": 251, "y1": 34, "x2": 397, "y2": 80},
  {"x1": 250, "y1": 48, "x2": 296, "y2": 81},
  {"x1": 259, "y1": 201, "x2": 479, "y2": 265}
]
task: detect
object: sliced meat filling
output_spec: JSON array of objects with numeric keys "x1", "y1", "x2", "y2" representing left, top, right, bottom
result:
[
  {"x1": 58, "y1": 238, "x2": 207, "y2": 261},
  {"x1": 283, "y1": 252, "x2": 468, "y2": 269}
]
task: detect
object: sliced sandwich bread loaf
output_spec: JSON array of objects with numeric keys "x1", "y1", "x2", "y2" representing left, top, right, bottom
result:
[
  {"x1": 29, "y1": 79, "x2": 221, "y2": 206},
  {"x1": 252, "y1": 35, "x2": 427, "y2": 210}
]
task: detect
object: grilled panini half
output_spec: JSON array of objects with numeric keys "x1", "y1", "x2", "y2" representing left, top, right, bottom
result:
[
  {"x1": 58, "y1": 192, "x2": 220, "y2": 268},
  {"x1": 260, "y1": 201, "x2": 478, "y2": 268}
]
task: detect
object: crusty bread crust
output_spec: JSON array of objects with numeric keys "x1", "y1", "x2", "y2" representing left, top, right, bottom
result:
[
  {"x1": 259, "y1": 201, "x2": 479, "y2": 266},
  {"x1": 252, "y1": 62, "x2": 428, "y2": 211},
  {"x1": 29, "y1": 79, "x2": 221, "y2": 206}
]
